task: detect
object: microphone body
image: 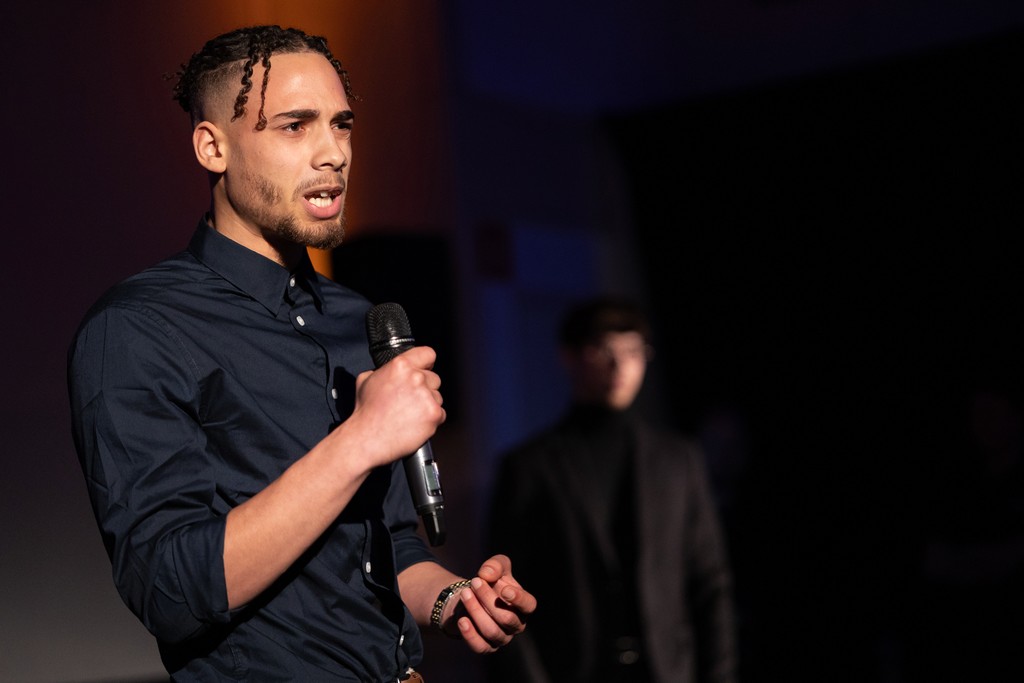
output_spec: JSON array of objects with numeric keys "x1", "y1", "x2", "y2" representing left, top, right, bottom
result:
[{"x1": 365, "y1": 303, "x2": 446, "y2": 546}]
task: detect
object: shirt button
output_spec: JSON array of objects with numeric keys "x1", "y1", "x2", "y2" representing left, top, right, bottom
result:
[
  {"x1": 296, "y1": 315, "x2": 306, "y2": 327},
  {"x1": 399, "y1": 634, "x2": 405, "y2": 646},
  {"x1": 289, "y1": 276, "x2": 296, "y2": 287},
  {"x1": 331, "y1": 388, "x2": 338, "y2": 399},
  {"x1": 365, "y1": 561, "x2": 372, "y2": 574}
]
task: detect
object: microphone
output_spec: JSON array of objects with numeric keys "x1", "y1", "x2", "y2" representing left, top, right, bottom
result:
[{"x1": 365, "y1": 302, "x2": 446, "y2": 546}]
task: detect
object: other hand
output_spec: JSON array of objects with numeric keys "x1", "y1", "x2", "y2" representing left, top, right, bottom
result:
[{"x1": 449, "y1": 554, "x2": 537, "y2": 653}]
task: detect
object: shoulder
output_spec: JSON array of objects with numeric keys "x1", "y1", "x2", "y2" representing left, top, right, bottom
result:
[
  {"x1": 70, "y1": 251, "x2": 215, "y2": 361},
  {"x1": 635, "y1": 420, "x2": 707, "y2": 468},
  {"x1": 495, "y1": 420, "x2": 572, "y2": 477},
  {"x1": 501, "y1": 418, "x2": 565, "y2": 456},
  {"x1": 641, "y1": 421, "x2": 700, "y2": 451},
  {"x1": 68, "y1": 254, "x2": 217, "y2": 397},
  {"x1": 79, "y1": 251, "x2": 208, "y2": 321}
]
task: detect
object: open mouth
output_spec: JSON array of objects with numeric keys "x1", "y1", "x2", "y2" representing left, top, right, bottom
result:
[{"x1": 306, "y1": 190, "x2": 341, "y2": 208}]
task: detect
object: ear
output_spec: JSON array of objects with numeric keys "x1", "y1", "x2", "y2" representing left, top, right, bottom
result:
[{"x1": 192, "y1": 121, "x2": 227, "y2": 174}]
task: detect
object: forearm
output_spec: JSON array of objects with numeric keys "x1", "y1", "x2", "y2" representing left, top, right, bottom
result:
[{"x1": 223, "y1": 420, "x2": 376, "y2": 608}]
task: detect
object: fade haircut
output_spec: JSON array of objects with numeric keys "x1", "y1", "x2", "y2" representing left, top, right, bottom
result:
[
  {"x1": 558, "y1": 297, "x2": 653, "y2": 351},
  {"x1": 171, "y1": 25, "x2": 355, "y2": 130}
]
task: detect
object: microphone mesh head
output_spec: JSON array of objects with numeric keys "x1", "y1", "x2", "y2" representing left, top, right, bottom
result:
[{"x1": 366, "y1": 302, "x2": 416, "y2": 367}]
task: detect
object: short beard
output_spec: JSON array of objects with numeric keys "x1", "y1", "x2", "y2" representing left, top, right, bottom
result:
[
  {"x1": 278, "y1": 213, "x2": 346, "y2": 250},
  {"x1": 244, "y1": 171, "x2": 347, "y2": 250}
]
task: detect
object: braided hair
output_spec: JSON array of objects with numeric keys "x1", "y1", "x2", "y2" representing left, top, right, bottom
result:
[{"x1": 171, "y1": 25, "x2": 355, "y2": 130}]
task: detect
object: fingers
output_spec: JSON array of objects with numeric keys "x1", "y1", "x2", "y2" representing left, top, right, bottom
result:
[
  {"x1": 394, "y1": 345, "x2": 438, "y2": 372},
  {"x1": 454, "y1": 555, "x2": 538, "y2": 653},
  {"x1": 385, "y1": 349, "x2": 445, "y2": 409},
  {"x1": 476, "y1": 555, "x2": 537, "y2": 615},
  {"x1": 374, "y1": 347, "x2": 444, "y2": 409},
  {"x1": 354, "y1": 368, "x2": 373, "y2": 390},
  {"x1": 348, "y1": 347, "x2": 445, "y2": 466},
  {"x1": 455, "y1": 579, "x2": 520, "y2": 653},
  {"x1": 477, "y1": 554, "x2": 510, "y2": 582}
]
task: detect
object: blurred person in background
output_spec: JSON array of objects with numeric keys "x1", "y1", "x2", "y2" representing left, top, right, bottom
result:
[{"x1": 486, "y1": 297, "x2": 737, "y2": 683}]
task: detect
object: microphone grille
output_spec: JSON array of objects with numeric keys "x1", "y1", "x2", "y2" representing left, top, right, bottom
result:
[{"x1": 366, "y1": 302, "x2": 416, "y2": 367}]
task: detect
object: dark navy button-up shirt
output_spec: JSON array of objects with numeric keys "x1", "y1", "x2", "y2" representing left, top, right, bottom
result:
[{"x1": 68, "y1": 221, "x2": 436, "y2": 681}]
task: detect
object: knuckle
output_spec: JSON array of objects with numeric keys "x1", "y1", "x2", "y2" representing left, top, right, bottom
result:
[{"x1": 483, "y1": 621, "x2": 507, "y2": 642}]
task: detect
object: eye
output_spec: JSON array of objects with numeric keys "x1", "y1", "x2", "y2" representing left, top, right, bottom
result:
[{"x1": 283, "y1": 122, "x2": 303, "y2": 132}]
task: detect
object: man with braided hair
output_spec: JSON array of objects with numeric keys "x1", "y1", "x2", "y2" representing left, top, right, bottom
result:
[{"x1": 68, "y1": 25, "x2": 535, "y2": 682}]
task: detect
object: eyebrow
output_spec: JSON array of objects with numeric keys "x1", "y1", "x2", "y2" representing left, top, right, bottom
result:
[
  {"x1": 333, "y1": 110, "x2": 355, "y2": 126},
  {"x1": 270, "y1": 109, "x2": 356, "y2": 124}
]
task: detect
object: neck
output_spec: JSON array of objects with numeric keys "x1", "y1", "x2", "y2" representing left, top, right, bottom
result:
[{"x1": 206, "y1": 209, "x2": 305, "y2": 269}]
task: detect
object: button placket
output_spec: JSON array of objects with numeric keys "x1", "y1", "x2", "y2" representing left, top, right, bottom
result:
[{"x1": 286, "y1": 275, "x2": 344, "y2": 424}]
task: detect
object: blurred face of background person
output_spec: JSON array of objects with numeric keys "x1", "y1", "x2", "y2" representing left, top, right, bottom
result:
[{"x1": 565, "y1": 331, "x2": 649, "y2": 410}]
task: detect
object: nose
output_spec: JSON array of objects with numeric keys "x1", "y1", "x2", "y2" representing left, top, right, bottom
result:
[{"x1": 312, "y1": 127, "x2": 349, "y2": 171}]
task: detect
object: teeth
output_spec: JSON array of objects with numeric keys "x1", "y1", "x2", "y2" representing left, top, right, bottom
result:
[
  {"x1": 307, "y1": 190, "x2": 336, "y2": 208},
  {"x1": 309, "y1": 194, "x2": 332, "y2": 208}
]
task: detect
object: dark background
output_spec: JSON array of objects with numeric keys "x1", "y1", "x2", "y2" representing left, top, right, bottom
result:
[
  {"x1": 614, "y1": 31, "x2": 1024, "y2": 681},
  {"x1": 3, "y1": 1, "x2": 1023, "y2": 681}
]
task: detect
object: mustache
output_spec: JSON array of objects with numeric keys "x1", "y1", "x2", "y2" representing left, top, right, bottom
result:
[{"x1": 295, "y1": 174, "x2": 346, "y2": 195}]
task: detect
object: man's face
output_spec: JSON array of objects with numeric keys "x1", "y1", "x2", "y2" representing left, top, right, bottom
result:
[
  {"x1": 567, "y1": 331, "x2": 648, "y2": 410},
  {"x1": 213, "y1": 51, "x2": 354, "y2": 259}
]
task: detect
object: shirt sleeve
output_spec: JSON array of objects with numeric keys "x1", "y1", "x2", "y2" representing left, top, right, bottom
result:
[
  {"x1": 382, "y1": 458, "x2": 436, "y2": 573},
  {"x1": 68, "y1": 301, "x2": 232, "y2": 643}
]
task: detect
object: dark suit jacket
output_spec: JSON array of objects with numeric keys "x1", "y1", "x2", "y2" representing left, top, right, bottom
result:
[{"x1": 486, "y1": 407, "x2": 737, "y2": 683}]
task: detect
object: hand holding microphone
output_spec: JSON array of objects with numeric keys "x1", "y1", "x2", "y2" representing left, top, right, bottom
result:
[{"x1": 365, "y1": 303, "x2": 447, "y2": 546}]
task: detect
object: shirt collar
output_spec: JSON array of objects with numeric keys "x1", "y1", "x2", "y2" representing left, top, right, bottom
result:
[{"x1": 187, "y1": 218, "x2": 325, "y2": 314}]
